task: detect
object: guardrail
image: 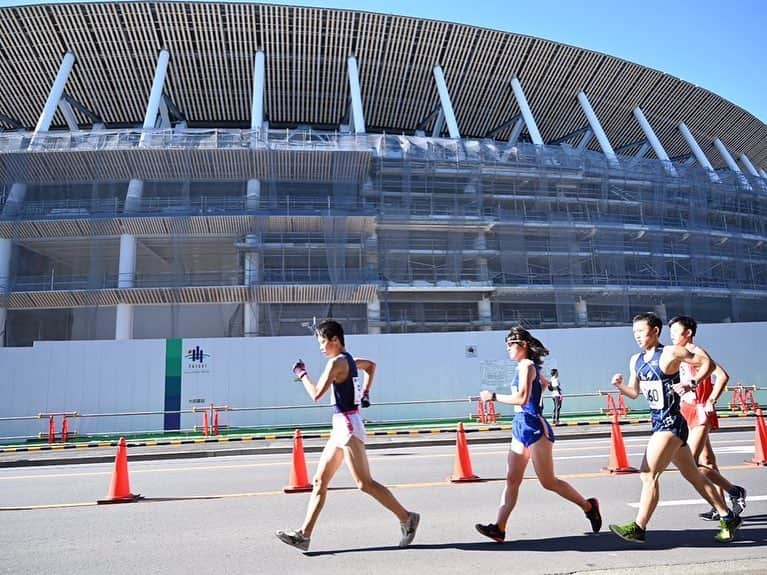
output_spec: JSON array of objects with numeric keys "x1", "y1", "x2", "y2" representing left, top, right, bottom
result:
[{"x1": 1, "y1": 387, "x2": 763, "y2": 445}]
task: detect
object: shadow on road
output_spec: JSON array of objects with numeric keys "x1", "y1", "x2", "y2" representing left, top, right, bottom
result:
[{"x1": 304, "y1": 525, "x2": 767, "y2": 556}]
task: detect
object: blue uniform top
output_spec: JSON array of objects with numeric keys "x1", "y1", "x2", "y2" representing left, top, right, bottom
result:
[
  {"x1": 512, "y1": 363, "x2": 543, "y2": 416},
  {"x1": 331, "y1": 351, "x2": 360, "y2": 413},
  {"x1": 634, "y1": 346, "x2": 681, "y2": 424}
]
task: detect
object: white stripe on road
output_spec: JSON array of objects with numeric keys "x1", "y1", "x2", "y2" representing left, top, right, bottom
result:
[{"x1": 628, "y1": 495, "x2": 767, "y2": 508}]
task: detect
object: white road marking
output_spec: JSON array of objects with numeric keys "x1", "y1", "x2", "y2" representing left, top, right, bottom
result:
[{"x1": 628, "y1": 495, "x2": 767, "y2": 508}]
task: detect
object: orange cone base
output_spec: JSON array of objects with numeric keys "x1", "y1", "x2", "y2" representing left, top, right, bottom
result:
[
  {"x1": 745, "y1": 458, "x2": 767, "y2": 466},
  {"x1": 97, "y1": 493, "x2": 143, "y2": 505},
  {"x1": 601, "y1": 466, "x2": 639, "y2": 475},
  {"x1": 449, "y1": 474, "x2": 482, "y2": 483},
  {"x1": 283, "y1": 485, "x2": 313, "y2": 493}
]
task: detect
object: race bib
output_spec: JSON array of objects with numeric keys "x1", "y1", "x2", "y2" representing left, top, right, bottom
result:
[{"x1": 640, "y1": 380, "x2": 663, "y2": 410}]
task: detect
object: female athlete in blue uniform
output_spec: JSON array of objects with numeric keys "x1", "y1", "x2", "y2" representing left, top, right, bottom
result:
[
  {"x1": 276, "y1": 320, "x2": 419, "y2": 551},
  {"x1": 475, "y1": 326, "x2": 601, "y2": 542},
  {"x1": 609, "y1": 312, "x2": 741, "y2": 543}
]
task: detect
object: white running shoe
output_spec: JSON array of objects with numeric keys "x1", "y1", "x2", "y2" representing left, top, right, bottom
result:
[
  {"x1": 276, "y1": 528, "x2": 310, "y2": 551},
  {"x1": 399, "y1": 512, "x2": 420, "y2": 548}
]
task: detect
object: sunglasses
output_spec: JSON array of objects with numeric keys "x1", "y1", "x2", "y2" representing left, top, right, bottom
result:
[{"x1": 505, "y1": 339, "x2": 524, "y2": 346}]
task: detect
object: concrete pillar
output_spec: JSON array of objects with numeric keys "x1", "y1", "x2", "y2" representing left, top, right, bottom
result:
[
  {"x1": 575, "y1": 298, "x2": 587, "y2": 326},
  {"x1": 1, "y1": 182, "x2": 28, "y2": 218},
  {"x1": 244, "y1": 248, "x2": 261, "y2": 337},
  {"x1": 115, "y1": 234, "x2": 136, "y2": 339},
  {"x1": 654, "y1": 303, "x2": 667, "y2": 323},
  {"x1": 0, "y1": 238, "x2": 10, "y2": 347},
  {"x1": 478, "y1": 297, "x2": 492, "y2": 331},
  {"x1": 367, "y1": 298, "x2": 381, "y2": 334},
  {"x1": 475, "y1": 232, "x2": 488, "y2": 281}
]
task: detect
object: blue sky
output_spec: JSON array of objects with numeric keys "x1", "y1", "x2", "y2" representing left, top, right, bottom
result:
[{"x1": 2, "y1": 0, "x2": 765, "y2": 122}]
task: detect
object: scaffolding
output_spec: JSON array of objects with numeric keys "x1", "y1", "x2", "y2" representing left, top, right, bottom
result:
[{"x1": 0, "y1": 130, "x2": 765, "y2": 344}]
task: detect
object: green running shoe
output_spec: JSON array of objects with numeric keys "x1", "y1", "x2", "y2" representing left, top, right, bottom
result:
[
  {"x1": 715, "y1": 514, "x2": 742, "y2": 543},
  {"x1": 609, "y1": 522, "x2": 646, "y2": 543}
]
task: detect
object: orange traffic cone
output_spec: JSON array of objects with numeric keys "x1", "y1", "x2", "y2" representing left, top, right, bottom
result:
[
  {"x1": 602, "y1": 416, "x2": 638, "y2": 474},
  {"x1": 98, "y1": 437, "x2": 142, "y2": 504},
  {"x1": 747, "y1": 408, "x2": 767, "y2": 466},
  {"x1": 284, "y1": 429, "x2": 313, "y2": 493},
  {"x1": 449, "y1": 422, "x2": 481, "y2": 482}
]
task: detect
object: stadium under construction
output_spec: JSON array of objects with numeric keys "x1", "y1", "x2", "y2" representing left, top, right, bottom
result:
[{"x1": 1, "y1": 2, "x2": 766, "y2": 346}]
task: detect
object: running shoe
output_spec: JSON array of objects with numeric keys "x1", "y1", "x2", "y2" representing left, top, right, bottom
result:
[
  {"x1": 715, "y1": 514, "x2": 742, "y2": 543},
  {"x1": 609, "y1": 522, "x2": 646, "y2": 543},
  {"x1": 475, "y1": 522, "x2": 506, "y2": 543},
  {"x1": 585, "y1": 497, "x2": 602, "y2": 533},
  {"x1": 699, "y1": 507, "x2": 720, "y2": 521},
  {"x1": 729, "y1": 486, "x2": 747, "y2": 516},
  {"x1": 399, "y1": 511, "x2": 420, "y2": 548},
  {"x1": 275, "y1": 528, "x2": 310, "y2": 551}
]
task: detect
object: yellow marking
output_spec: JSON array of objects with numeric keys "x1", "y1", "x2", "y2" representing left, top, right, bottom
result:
[
  {"x1": 145, "y1": 441, "x2": 158, "y2": 446},
  {"x1": 386, "y1": 431, "x2": 397, "y2": 436},
  {"x1": 169, "y1": 440, "x2": 182, "y2": 445},
  {"x1": 219, "y1": 437, "x2": 230, "y2": 442},
  {"x1": 265, "y1": 435, "x2": 277, "y2": 440}
]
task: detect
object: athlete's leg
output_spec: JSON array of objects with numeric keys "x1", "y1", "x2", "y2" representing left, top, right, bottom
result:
[
  {"x1": 529, "y1": 437, "x2": 590, "y2": 511},
  {"x1": 696, "y1": 432, "x2": 735, "y2": 493},
  {"x1": 344, "y1": 435, "x2": 409, "y2": 522},
  {"x1": 671, "y1": 443, "x2": 729, "y2": 516},
  {"x1": 300, "y1": 441, "x2": 345, "y2": 536},
  {"x1": 495, "y1": 439, "x2": 530, "y2": 531},
  {"x1": 634, "y1": 431, "x2": 680, "y2": 529}
]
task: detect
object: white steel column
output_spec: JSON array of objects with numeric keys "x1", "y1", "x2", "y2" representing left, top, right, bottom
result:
[
  {"x1": 432, "y1": 65, "x2": 460, "y2": 139},
  {"x1": 678, "y1": 122, "x2": 719, "y2": 182},
  {"x1": 367, "y1": 298, "x2": 381, "y2": 335},
  {"x1": 139, "y1": 49, "x2": 170, "y2": 146},
  {"x1": 508, "y1": 117, "x2": 525, "y2": 145},
  {"x1": 251, "y1": 50, "x2": 265, "y2": 135},
  {"x1": 760, "y1": 168, "x2": 767, "y2": 179},
  {"x1": 244, "y1": 50, "x2": 266, "y2": 337},
  {"x1": 115, "y1": 234, "x2": 137, "y2": 340},
  {"x1": 510, "y1": 77, "x2": 543, "y2": 146},
  {"x1": 34, "y1": 52, "x2": 76, "y2": 135},
  {"x1": 714, "y1": 138, "x2": 751, "y2": 189},
  {"x1": 713, "y1": 139, "x2": 741, "y2": 173},
  {"x1": 577, "y1": 91, "x2": 618, "y2": 166},
  {"x1": 632, "y1": 107, "x2": 676, "y2": 176},
  {"x1": 739, "y1": 153, "x2": 760, "y2": 176},
  {"x1": 347, "y1": 55, "x2": 366, "y2": 134},
  {"x1": 576, "y1": 129, "x2": 593, "y2": 150}
]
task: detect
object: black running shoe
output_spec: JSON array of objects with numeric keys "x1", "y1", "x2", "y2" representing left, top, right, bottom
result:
[
  {"x1": 475, "y1": 522, "x2": 505, "y2": 543},
  {"x1": 729, "y1": 486, "x2": 747, "y2": 516},
  {"x1": 585, "y1": 497, "x2": 602, "y2": 533},
  {"x1": 699, "y1": 508, "x2": 720, "y2": 521}
]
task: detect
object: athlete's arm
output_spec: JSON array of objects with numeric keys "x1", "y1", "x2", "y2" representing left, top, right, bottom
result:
[
  {"x1": 355, "y1": 358, "x2": 376, "y2": 393},
  {"x1": 298, "y1": 355, "x2": 348, "y2": 401},
  {"x1": 707, "y1": 363, "x2": 730, "y2": 413},
  {"x1": 612, "y1": 354, "x2": 640, "y2": 399},
  {"x1": 479, "y1": 359, "x2": 534, "y2": 405},
  {"x1": 670, "y1": 344, "x2": 714, "y2": 383}
]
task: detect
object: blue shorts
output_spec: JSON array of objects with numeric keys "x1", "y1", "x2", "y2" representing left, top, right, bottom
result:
[
  {"x1": 650, "y1": 412, "x2": 689, "y2": 445},
  {"x1": 512, "y1": 412, "x2": 555, "y2": 447}
]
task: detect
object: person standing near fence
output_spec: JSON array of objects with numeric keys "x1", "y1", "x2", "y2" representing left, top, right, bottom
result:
[
  {"x1": 667, "y1": 315, "x2": 747, "y2": 521},
  {"x1": 608, "y1": 312, "x2": 741, "y2": 544},
  {"x1": 275, "y1": 319, "x2": 420, "y2": 552},
  {"x1": 474, "y1": 326, "x2": 601, "y2": 543},
  {"x1": 548, "y1": 368, "x2": 563, "y2": 425}
]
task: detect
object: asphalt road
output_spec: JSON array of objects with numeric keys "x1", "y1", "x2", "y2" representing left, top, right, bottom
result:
[{"x1": 1, "y1": 430, "x2": 765, "y2": 575}]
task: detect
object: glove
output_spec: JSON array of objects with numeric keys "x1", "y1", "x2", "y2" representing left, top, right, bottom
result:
[
  {"x1": 292, "y1": 359, "x2": 307, "y2": 381},
  {"x1": 360, "y1": 390, "x2": 370, "y2": 408}
]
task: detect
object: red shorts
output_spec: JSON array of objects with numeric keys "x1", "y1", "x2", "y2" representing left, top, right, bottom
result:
[{"x1": 680, "y1": 401, "x2": 719, "y2": 431}]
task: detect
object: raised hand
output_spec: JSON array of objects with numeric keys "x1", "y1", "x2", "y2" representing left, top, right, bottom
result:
[{"x1": 292, "y1": 359, "x2": 307, "y2": 381}]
